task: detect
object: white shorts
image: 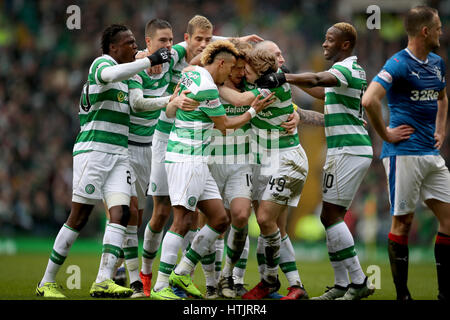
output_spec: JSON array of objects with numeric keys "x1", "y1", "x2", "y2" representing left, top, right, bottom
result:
[
  {"x1": 209, "y1": 163, "x2": 253, "y2": 209},
  {"x1": 322, "y1": 154, "x2": 372, "y2": 209},
  {"x1": 148, "y1": 135, "x2": 169, "y2": 196},
  {"x1": 72, "y1": 151, "x2": 131, "y2": 206},
  {"x1": 165, "y1": 162, "x2": 222, "y2": 211},
  {"x1": 129, "y1": 144, "x2": 152, "y2": 210},
  {"x1": 254, "y1": 146, "x2": 308, "y2": 207},
  {"x1": 382, "y1": 154, "x2": 450, "y2": 216}
]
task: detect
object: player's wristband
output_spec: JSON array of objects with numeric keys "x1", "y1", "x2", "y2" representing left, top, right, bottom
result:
[{"x1": 247, "y1": 107, "x2": 257, "y2": 118}]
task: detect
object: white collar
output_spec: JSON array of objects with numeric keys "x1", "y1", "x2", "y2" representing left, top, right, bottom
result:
[
  {"x1": 405, "y1": 48, "x2": 428, "y2": 64},
  {"x1": 103, "y1": 54, "x2": 118, "y2": 65}
]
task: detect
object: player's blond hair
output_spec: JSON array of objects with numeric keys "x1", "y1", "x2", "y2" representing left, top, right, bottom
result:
[
  {"x1": 228, "y1": 38, "x2": 253, "y2": 59},
  {"x1": 332, "y1": 22, "x2": 357, "y2": 49},
  {"x1": 187, "y1": 15, "x2": 213, "y2": 36},
  {"x1": 245, "y1": 48, "x2": 278, "y2": 77},
  {"x1": 201, "y1": 40, "x2": 239, "y2": 66}
]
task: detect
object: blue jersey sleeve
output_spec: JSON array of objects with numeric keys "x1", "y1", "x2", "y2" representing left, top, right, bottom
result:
[{"x1": 373, "y1": 56, "x2": 406, "y2": 91}]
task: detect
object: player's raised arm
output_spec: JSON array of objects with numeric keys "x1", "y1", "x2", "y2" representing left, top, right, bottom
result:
[
  {"x1": 129, "y1": 88, "x2": 170, "y2": 113},
  {"x1": 435, "y1": 88, "x2": 448, "y2": 149},
  {"x1": 100, "y1": 47, "x2": 171, "y2": 83},
  {"x1": 362, "y1": 81, "x2": 415, "y2": 143}
]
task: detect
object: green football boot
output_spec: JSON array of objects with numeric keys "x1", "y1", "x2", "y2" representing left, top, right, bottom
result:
[
  {"x1": 90, "y1": 279, "x2": 133, "y2": 298},
  {"x1": 36, "y1": 282, "x2": 66, "y2": 298},
  {"x1": 151, "y1": 286, "x2": 183, "y2": 300},
  {"x1": 169, "y1": 271, "x2": 203, "y2": 299}
]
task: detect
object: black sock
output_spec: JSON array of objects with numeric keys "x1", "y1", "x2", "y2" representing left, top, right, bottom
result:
[
  {"x1": 388, "y1": 233, "x2": 411, "y2": 300},
  {"x1": 435, "y1": 232, "x2": 450, "y2": 301}
]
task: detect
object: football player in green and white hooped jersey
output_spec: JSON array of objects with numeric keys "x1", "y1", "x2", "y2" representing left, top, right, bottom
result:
[
  {"x1": 142, "y1": 15, "x2": 215, "y2": 300},
  {"x1": 219, "y1": 47, "x2": 309, "y2": 300},
  {"x1": 35, "y1": 24, "x2": 171, "y2": 299},
  {"x1": 146, "y1": 15, "x2": 265, "y2": 300},
  {"x1": 205, "y1": 39, "x2": 254, "y2": 299},
  {"x1": 154, "y1": 40, "x2": 274, "y2": 300},
  {"x1": 103, "y1": 19, "x2": 198, "y2": 298},
  {"x1": 257, "y1": 22, "x2": 375, "y2": 300}
]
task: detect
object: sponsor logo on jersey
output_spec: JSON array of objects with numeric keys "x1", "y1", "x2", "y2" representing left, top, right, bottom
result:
[
  {"x1": 410, "y1": 71, "x2": 420, "y2": 79},
  {"x1": 377, "y1": 69, "x2": 393, "y2": 83},
  {"x1": 225, "y1": 105, "x2": 248, "y2": 114},
  {"x1": 206, "y1": 98, "x2": 221, "y2": 108}
]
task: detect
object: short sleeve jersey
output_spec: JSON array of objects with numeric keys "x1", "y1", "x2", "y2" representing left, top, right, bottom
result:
[
  {"x1": 165, "y1": 66, "x2": 226, "y2": 163},
  {"x1": 373, "y1": 48, "x2": 446, "y2": 158}
]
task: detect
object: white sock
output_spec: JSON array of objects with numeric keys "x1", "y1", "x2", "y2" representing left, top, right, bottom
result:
[
  {"x1": 154, "y1": 231, "x2": 184, "y2": 291},
  {"x1": 40, "y1": 224, "x2": 79, "y2": 286},
  {"x1": 326, "y1": 221, "x2": 364, "y2": 286},
  {"x1": 95, "y1": 223, "x2": 126, "y2": 283},
  {"x1": 141, "y1": 223, "x2": 163, "y2": 275},
  {"x1": 124, "y1": 225, "x2": 140, "y2": 284},
  {"x1": 182, "y1": 229, "x2": 198, "y2": 254},
  {"x1": 280, "y1": 235, "x2": 302, "y2": 287},
  {"x1": 233, "y1": 235, "x2": 249, "y2": 285},
  {"x1": 262, "y1": 229, "x2": 281, "y2": 284},
  {"x1": 222, "y1": 225, "x2": 247, "y2": 278},
  {"x1": 175, "y1": 225, "x2": 221, "y2": 276},
  {"x1": 201, "y1": 240, "x2": 217, "y2": 287},
  {"x1": 256, "y1": 235, "x2": 266, "y2": 281},
  {"x1": 215, "y1": 238, "x2": 224, "y2": 282}
]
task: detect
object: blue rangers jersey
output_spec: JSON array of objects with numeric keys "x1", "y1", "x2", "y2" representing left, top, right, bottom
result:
[{"x1": 373, "y1": 48, "x2": 446, "y2": 158}]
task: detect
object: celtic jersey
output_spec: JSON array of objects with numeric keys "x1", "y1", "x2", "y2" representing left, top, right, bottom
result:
[
  {"x1": 248, "y1": 82, "x2": 300, "y2": 152},
  {"x1": 153, "y1": 44, "x2": 188, "y2": 141},
  {"x1": 165, "y1": 66, "x2": 226, "y2": 163},
  {"x1": 324, "y1": 56, "x2": 372, "y2": 158},
  {"x1": 208, "y1": 99, "x2": 251, "y2": 164},
  {"x1": 74, "y1": 54, "x2": 130, "y2": 156}
]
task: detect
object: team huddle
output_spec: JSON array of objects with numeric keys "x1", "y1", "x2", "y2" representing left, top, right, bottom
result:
[{"x1": 36, "y1": 5, "x2": 449, "y2": 301}]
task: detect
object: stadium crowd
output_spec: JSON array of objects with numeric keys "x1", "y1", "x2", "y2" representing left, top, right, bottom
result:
[{"x1": 1, "y1": 0, "x2": 449, "y2": 245}]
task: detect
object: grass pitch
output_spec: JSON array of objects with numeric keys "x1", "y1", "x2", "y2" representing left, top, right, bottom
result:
[{"x1": 0, "y1": 251, "x2": 438, "y2": 300}]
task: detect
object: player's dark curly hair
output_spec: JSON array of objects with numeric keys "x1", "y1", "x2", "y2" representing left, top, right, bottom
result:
[{"x1": 101, "y1": 24, "x2": 129, "y2": 54}]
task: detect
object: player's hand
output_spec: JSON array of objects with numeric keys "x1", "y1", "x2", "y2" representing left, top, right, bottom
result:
[
  {"x1": 251, "y1": 92, "x2": 276, "y2": 113},
  {"x1": 434, "y1": 130, "x2": 445, "y2": 149},
  {"x1": 239, "y1": 34, "x2": 264, "y2": 43},
  {"x1": 148, "y1": 65, "x2": 163, "y2": 75},
  {"x1": 281, "y1": 111, "x2": 300, "y2": 134},
  {"x1": 135, "y1": 50, "x2": 149, "y2": 59},
  {"x1": 385, "y1": 125, "x2": 415, "y2": 143},
  {"x1": 148, "y1": 47, "x2": 171, "y2": 66},
  {"x1": 182, "y1": 65, "x2": 196, "y2": 73},
  {"x1": 171, "y1": 90, "x2": 199, "y2": 111},
  {"x1": 256, "y1": 72, "x2": 286, "y2": 88}
]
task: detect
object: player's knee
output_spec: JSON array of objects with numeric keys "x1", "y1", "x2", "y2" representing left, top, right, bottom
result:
[
  {"x1": 232, "y1": 210, "x2": 250, "y2": 228},
  {"x1": 256, "y1": 213, "x2": 273, "y2": 231},
  {"x1": 213, "y1": 214, "x2": 230, "y2": 234}
]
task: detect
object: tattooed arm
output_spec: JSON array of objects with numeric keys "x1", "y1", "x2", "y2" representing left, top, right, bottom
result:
[{"x1": 298, "y1": 108, "x2": 324, "y2": 127}]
